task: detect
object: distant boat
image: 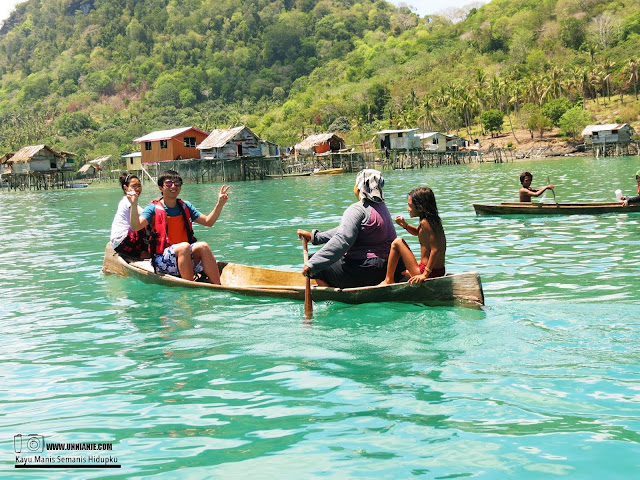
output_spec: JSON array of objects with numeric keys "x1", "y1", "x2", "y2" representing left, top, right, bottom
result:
[
  {"x1": 313, "y1": 167, "x2": 344, "y2": 175},
  {"x1": 473, "y1": 201, "x2": 640, "y2": 215},
  {"x1": 265, "y1": 172, "x2": 313, "y2": 178},
  {"x1": 68, "y1": 183, "x2": 89, "y2": 188}
]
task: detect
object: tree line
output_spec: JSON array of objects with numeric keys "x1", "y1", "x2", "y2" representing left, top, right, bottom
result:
[{"x1": 0, "y1": 0, "x2": 639, "y2": 163}]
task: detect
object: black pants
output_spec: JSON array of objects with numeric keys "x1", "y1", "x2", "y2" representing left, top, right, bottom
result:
[{"x1": 313, "y1": 256, "x2": 406, "y2": 289}]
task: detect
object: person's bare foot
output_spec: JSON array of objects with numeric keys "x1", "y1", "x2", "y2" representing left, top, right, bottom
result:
[{"x1": 377, "y1": 278, "x2": 395, "y2": 286}]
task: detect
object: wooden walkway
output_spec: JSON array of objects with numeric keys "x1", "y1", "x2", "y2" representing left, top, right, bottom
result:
[
  {"x1": 0, "y1": 171, "x2": 78, "y2": 191},
  {"x1": 285, "y1": 149, "x2": 485, "y2": 174}
]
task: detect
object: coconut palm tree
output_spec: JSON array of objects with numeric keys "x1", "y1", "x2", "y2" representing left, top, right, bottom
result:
[
  {"x1": 624, "y1": 58, "x2": 640, "y2": 101},
  {"x1": 600, "y1": 59, "x2": 616, "y2": 103}
]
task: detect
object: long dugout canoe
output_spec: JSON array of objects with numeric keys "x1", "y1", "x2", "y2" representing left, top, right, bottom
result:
[
  {"x1": 102, "y1": 243, "x2": 484, "y2": 307},
  {"x1": 473, "y1": 201, "x2": 640, "y2": 216}
]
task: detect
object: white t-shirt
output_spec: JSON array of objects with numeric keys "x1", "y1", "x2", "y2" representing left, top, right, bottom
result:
[{"x1": 110, "y1": 196, "x2": 141, "y2": 247}]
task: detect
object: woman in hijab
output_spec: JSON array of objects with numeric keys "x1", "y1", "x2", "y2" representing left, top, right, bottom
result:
[{"x1": 297, "y1": 169, "x2": 400, "y2": 288}]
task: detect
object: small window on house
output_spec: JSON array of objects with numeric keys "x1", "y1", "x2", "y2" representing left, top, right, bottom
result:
[
  {"x1": 50, "y1": 160, "x2": 57, "y2": 169},
  {"x1": 145, "y1": 142, "x2": 152, "y2": 151},
  {"x1": 160, "y1": 140, "x2": 168, "y2": 149},
  {"x1": 236, "y1": 143, "x2": 243, "y2": 156},
  {"x1": 397, "y1": 132, "x2": 403, "y2": 137},
  {"x1": 432, "y1": 139, "x2": 438, "y2": 145},
  {"x1": 612, "y1": 130, "x2": 618, "y2": 134},
  {"x1": 184, "y1": 137, "x2": 196, "y2": 148}
]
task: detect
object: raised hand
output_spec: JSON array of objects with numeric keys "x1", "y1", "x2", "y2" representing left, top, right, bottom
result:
[
  {"x1": 126, "y1": 186, "x2": 139, "y2": 205},
  {"x1": 395, "y1": 215, "x2": 407, "y2": 228},
  {"x1": 218, "y1": 185, "x2": 230, "y2": 205}
]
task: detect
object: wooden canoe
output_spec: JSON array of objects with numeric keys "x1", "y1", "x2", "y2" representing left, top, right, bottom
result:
[
  {"x1": 473, "y1": 201, "x2": 640, "y2": 216},
  {"x1": 265, "y1": 172, "x2": 313, "y2": 178},
  {"x1": 101, "y1": 243, "x2": 484, "y2": 307},
  {"x1": 313, "y1": 168, "x2": 345, "y2": 175}
]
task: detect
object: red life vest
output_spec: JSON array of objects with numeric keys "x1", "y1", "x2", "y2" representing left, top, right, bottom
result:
[{"x1": 147, "y1": 199, "x2": 197, "y2": 255}]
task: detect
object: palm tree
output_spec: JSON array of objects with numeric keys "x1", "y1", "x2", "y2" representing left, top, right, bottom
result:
[
  {"x1": 600, "y1": 59, "x2": 616, "y2": 103},
  {"x1": 624, "y1": 58, "x2": 640, "y2": 100},
  {"x1": 577, "y1": 67, "x2": 591, "y2": 108},
  {"x1": 589, "y1": 67, "x2": 605, "y2": 106},
  {"x1": 419, "y1": 95, "x2": 437, "y2": 132},
  {"x1": 546, "y1": 66, "x2": 564, "y2": 99},
  {"x1": 505, "y1": 81, "x2": 521, "y2": 144}
]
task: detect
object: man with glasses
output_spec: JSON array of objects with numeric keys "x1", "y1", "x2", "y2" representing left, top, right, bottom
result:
[{"x1": 129, "y1": 169, "x2": 230, "y2": 284}]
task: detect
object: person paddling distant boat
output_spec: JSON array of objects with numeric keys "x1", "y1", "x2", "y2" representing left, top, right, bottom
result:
[
  {"x1": 519, "y1": 171, "x2": 554, "y2": 202},
  {"x1": 620, "y1": 169, "x2": 640, "y2": 207}
]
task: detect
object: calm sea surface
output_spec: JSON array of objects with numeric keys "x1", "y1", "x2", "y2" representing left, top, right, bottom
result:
[{"x1": 2, "y1": 156, "x2": 639, "y2": 478}]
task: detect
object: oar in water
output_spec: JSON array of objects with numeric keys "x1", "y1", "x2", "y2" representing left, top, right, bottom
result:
[
  {"x1": 301, "y1": 237, "x2": 313, "y2": 320},
  {"x1": 548, "y1": 176, "x2": 557, "y2": 203}
]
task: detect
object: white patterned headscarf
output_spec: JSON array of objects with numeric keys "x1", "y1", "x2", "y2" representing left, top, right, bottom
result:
[{"x1": 355, "y1": 169, "x2": 385, "y2": 203}]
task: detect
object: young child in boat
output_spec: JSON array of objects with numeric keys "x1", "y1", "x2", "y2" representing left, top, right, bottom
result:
[
  {"x1": 519, "y1": 171, "x2": 554, "y2": 202},
  {"x1": 110, "y1": 173, "x2": 149, "y2": 258},
  {"x1": 621, "y1": 169, "x2": 640, "y2": 207},
  {"x1": 129, "y1": 169, "x2": 230, "y2": 285},
  {"x1": 379, "y1": 186, "x2": 446, "y2": 285}
]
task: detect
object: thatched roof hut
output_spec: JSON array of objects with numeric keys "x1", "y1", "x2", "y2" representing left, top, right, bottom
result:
[
  {"x1": 294, "y1": 133, "x2": 345, "y2": 155},
  {"x1": 5, "y1": 145, "x2": 70, "y2": 174}
]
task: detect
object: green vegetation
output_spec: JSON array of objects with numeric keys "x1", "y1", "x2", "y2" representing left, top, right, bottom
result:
[{"x1": 1, "y1": 0, "x2": 640, "y2": 165}]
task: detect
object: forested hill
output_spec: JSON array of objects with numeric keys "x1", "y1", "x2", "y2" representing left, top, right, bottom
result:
[{"x1": 2, "y1": 0, "x2": 640, "y2": 162}]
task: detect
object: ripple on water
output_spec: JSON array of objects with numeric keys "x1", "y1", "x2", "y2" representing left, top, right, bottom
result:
[{"x1": 2, "y1": 159, "x2": 640, "y2": 478}]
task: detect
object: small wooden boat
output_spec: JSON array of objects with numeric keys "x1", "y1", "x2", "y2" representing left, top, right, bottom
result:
[
  {"x1": 473, "y1": 201, "x2": 640, "y2": 216},
  {"x1": 68, "y1": 182, "x2": 89, "y2": 188},
  {"x1": 265, "y1": 172, "x2": 313, "y2": 178},
  {"x1": 102, "y1": 243, "x2": 484, "y2": 307},
  {"x1": 313, "y1": 168, "x2": 344, "y2": 175}
]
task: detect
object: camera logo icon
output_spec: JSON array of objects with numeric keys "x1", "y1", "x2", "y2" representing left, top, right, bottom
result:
[{"x1": 14, "y1": 434, "x2": 45, "y2": 453}]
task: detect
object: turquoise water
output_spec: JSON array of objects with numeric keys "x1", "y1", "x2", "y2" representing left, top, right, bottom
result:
[{"x1": 2, "y1": 156, "x2": 640, "y2": 478}]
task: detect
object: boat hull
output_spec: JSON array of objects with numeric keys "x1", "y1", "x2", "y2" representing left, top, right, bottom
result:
[
  {"x1": 473, "y1": 201, "x2": 640, "y2": 216},
  {"x1": 102, "y1": 243, "x2": 484, "y2": 307},
  {"x1": 313, "y1": 168, "x2": 344, "y2": 175},
  {"x1": 265, "y1": 172, "x2": 312, "y2": 178}
]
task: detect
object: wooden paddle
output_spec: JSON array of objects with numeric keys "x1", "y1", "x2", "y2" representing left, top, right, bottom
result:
[
  {"x1": 301, "y1": 237, "x2": 313, "y2": 319},
  {"x1": 548, "y1": 176, "x2": 557, "y2": 203}
]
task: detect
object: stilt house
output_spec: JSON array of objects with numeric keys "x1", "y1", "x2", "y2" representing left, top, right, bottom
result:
[
  {"x1": 375, "y1": 129, "x2": 421, "y2": 152},
  {"x1": 4, "y1": 145, "x2": 70, "y2": 174},
  {"x1": 294, "y1": 133, "x2": 346, "y2": 156},
  {"x1": 582, "y1": 124, "x2": 634, "y2": 146},
  {"x1": 134, "y1": 127, "x2": 209, "y2": 164},
  {"x1": 417, "y1": 132, "x2": 447, "y2": 152},
  {"x1": 122, "y1": 152, "x2": 142, "y2": 171},
  {"x1": 197, "y1": 125, "x2": 264, "y2": 159}
]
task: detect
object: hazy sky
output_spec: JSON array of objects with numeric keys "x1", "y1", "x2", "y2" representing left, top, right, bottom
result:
[
  {"x1": 391, "y1": 1, "x2": 488, "y2": 16},
  {"x1": 0, "y1": 0, "x2": 489, "y2": 24},
  {"x1": 0, "y1": 0, "x2": 24, "y2": 23}
]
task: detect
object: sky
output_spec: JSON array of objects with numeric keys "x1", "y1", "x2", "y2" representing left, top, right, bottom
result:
[
  {"x1": 0, "y1": 0, "x2": 24, "y2": 23},
  {"x1": 390, "y1": 0, "x2": 489, "y2": 16},
  {"x1": 0, "y1": 0, "x2": 489, "y2": 24}
]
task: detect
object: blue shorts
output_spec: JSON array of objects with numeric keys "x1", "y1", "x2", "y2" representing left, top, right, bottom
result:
[{"x1": 153, "y1": 244, "x2": 203, "y2": 277}]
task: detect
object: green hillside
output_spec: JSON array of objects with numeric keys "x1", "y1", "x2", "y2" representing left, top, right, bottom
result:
[{"x1": 1, "y1": 0, "x2": 640, "y2": 163}]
